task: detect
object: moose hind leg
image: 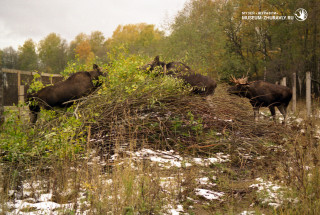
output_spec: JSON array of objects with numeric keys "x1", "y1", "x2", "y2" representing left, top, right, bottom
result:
[
  {"x1": 29, "y1": 111, "x2": 39, "y2": 124},
  {"x1": 253, "y1": 107, "x2": 259, "y2": 122},
  {"x1": 269, "y1": 106, "x2": 276, "y2": 122},
  {"x1": 277, "y1": 104, "x2": 287, "y2": 125}
]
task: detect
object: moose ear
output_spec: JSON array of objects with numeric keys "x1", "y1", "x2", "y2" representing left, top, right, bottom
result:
[
  {"x1": 154, "y1": 56, "x2": 160, "y2": 63},
  {"x1": 93, "y1": 64, "x2": 100, "y2": 71}
]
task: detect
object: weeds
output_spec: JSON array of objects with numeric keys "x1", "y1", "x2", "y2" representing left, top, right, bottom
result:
[{"x1": 1, "y1": 51, "x2": 320, "y2": 214}]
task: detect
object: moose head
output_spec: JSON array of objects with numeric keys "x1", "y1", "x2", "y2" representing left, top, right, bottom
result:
[{"x1": 228, "y1": 75, "x2": 250, "y2": 97}]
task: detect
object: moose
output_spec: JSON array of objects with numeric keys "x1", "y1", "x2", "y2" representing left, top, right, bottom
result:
[
  {"x1": 228, "y1": 76, "x2": 292, "y2": 124},
  {"x1": 142, "y1": 56, "x2": 217, "y2": 96},
  {"x1": 27, "y1": 64, "x2": 105, "y2": 123}
]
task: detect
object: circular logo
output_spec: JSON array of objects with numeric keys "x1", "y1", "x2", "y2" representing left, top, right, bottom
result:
[{"x1": 294, "y1": 8, "x2": 308, "y2": 21}]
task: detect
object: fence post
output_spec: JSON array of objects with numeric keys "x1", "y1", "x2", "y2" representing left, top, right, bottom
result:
[
  {"x1": 306, "y1": 71, "x2": 312, "y2": 117},
  {"x1": 281, "y1": 77, "x2": 287, "y2": 86},
  {"x1": 17, "y1": 70, "x2": 21, "y2": 102},
  {"x1": 0, "y1": 69, "x2": 4, "y2": 125},
  {"x1": 17, "y1": 70, "x2": 22, "y2": 118},
  {"x1": 19, "y1": 85, "x2": 25, "y2": 103},
  {"x1": 292, "y1": 73, "x2": 296, "y2": 112}
]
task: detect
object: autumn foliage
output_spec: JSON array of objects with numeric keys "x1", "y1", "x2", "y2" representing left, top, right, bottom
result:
[{"x1": 1, "y1": 0, "x2": 319, "y2": 96}]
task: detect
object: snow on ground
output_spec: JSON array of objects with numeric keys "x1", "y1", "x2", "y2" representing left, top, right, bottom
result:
[
  {"x1": 5, "y1": 181, "x2": 89, "y2": 215},
  {"x1": 124, "y1": 148, "x2": 230, "y2": 168},
  {"x1": 196, "y1": 177, "x2": 216, "y2": 186},
  {"x1": 195, "y1": 188, "x2": 224, "y2": 200},
  {"x1": 238, "y1": 211, "x2": 264, "y2": 215},
  {"x1": 166, "y1": 204, "x2": 185, "y2": 215},
  {"x1": 249, "y1": 178, "x2": 293, "y2": 208},
  {"x1": 2, "y1": 148, "x2": 229, "y2": 214},
  {"x1": 159, "y1": 176, "x2": 182, "y2": 194},
  {"x1": 9, "y1": 199, "x2": 73, "y2": 215}
]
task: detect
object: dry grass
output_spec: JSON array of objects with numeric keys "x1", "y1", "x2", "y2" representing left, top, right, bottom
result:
[{"x1": 1, "y1": 83, "x2": 320, "y2": 214}]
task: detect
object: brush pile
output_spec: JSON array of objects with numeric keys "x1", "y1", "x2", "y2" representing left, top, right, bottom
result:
[{"x1": 77, "y1": 80, "x2": 291, "y2": 161}]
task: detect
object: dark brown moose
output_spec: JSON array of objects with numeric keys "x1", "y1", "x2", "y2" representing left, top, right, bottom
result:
[
  {"x1": 142, "y1": 56, "x2": 217, "y2": 95},
  {"x1": 27, "y1": 64, "x2": 104, "y2": 123},
  {"x1": 227, "y1": 76, "x2": 292, "y2": 123}
]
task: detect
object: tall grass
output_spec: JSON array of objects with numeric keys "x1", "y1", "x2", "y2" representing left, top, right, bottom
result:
[
  {"x1": 0, "y1": 50, "x2": 193, "y2": 214},
  {"x1": 1, "y1": 49, "x2": 320, "y2": 214},
  {"x1": 277, "y1": 111, "x2": 320, "y2": 214}
]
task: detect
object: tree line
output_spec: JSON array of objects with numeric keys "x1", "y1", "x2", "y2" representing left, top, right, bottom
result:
[
  {"x1": 0, "y1": 0, "x2": 319, "y2": 95},
  {"x1": 0, "y1": 23, "x2": 164, "y2": 74}
]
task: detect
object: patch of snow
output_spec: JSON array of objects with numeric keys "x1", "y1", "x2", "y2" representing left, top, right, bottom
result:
[
  {"x1": 160, "y1": 177, "x2": 177, "y2": 191},
  {"x1": 239, "y1": 153, "x2": 253, "y2": 160},
  {"x1": 169, "y1": 204, "x2": 184, "y2": 215},
  {"x1": 196, "y1": 177, "x2": 216, "y2": 186},
  {"x1": 193, "y1": 153, "x2": 230, "y2": 166},
  {"x1": 213, "y1": 117, "x2": 233, "y2": 122},
  {"x1": 249, "y1": 178, "x2": 285, "y2": 208},
  {"x1": 163, "y1": 204, "x2": 187, "y2": 215},
  {"x1": 295, "y1": 118, "x2": 303, "y2": 124},
  {"x1": 119, "y1": 149, "x2": 230, "y2": 169},
  {"x1": 239, "y1": 211, "x2": 263, "y2": 215},
  {"x1": 256, "y1": 156, "x2": 265, "y2": 160},
  {"x1": 195, "y1": 188, "x2": 224, "y2": 200},
  {"x1": 104, "y1": 179, "x2": 113, "y2": 185},
  {"x1": 38, "y1": 193, "x2": 52, "y2": 202},
  {"x1": 132, "y1": 149, "x2": 192, "y2": 168},
  {"x1": 10, "y1": 200, "x2": 71, "y2": 215},
  {"x1": 4, "y1": 178, "x2": 90, "y2": 215},
  {"x1": 8, "y1": 190, "x2": 15, "y2": 197}
]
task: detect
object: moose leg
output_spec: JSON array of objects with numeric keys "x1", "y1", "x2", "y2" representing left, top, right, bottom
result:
[
  {"x1": 277, "y1": 104, "x2": 287, "y2": 125},
  {"x1": 29, "y1": 111, "x2": 39, "y2": 124},
  {"x1": 269, "y1": 106, "x2": 276, "y2": 122},
  {"x1": 28, "y1": 103, "x2": 40, "y2": 124},
  {"x1": 253, "y1": 107, "x2": 259, "y2": 122}
]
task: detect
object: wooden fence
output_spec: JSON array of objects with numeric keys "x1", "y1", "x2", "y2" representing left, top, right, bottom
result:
[
  {"x1": 0, "y1": 68, "x2": 62, "y2": 106},
  {"x1": 281, "y1": 71, "x2": 314, "y2": 117},
  {"x1": 0, "y1": 68, "x2": 63, "y2": 123}
]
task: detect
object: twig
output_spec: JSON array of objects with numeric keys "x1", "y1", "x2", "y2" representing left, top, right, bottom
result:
[
  {"x1": 62, "y1": 97, "x2": 87, "y2": 105},
  {"x1": 187, "y1": 143, "x2": 223, "y2": 149},
  {"x1": 73, "y1": 103, "x2": 80, "y2": 119}
]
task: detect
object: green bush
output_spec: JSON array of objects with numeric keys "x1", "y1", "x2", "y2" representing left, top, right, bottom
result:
[{"x1": 0, "y1": 48, "x2": 186, "y2": 163}]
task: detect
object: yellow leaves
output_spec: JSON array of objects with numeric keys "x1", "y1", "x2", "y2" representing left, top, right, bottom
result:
[
  {"x1": 83, "y1": 182, "x2": 95, "y2": 191},
  {"x1": 75, "y1": 40, "x2": 94, "y2": 64},
  {"x1": 125, "y1": 83, "x2": 138, "y2": 94},
  {"x1": 107, "y1": 23, "x2": 164, "y2": 55}
]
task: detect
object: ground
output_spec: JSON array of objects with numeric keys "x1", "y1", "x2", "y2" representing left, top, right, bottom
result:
[{"x1": 1, "y1": 84, "x2": 319, "y2": 214}]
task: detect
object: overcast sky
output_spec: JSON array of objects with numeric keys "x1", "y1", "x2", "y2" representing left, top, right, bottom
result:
[{"x1": 0, "y1": 0, "x2": 188, "y2": 49}]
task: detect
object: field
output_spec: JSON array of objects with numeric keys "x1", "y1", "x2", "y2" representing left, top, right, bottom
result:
[{"x1": 1, "y1": 55, "x2": 320, "y2": 215}]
